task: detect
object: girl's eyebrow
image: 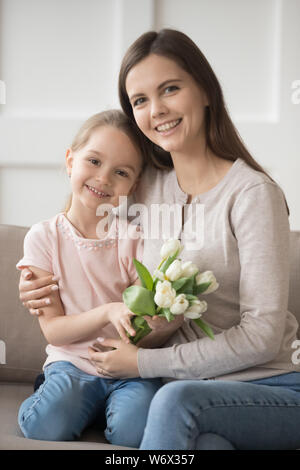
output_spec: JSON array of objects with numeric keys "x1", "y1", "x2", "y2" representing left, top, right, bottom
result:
[
  {"x1": 129, "y1": 78, "x2": 182, "y2": 101},
  {"x1": 87, "y1": 149, "x2": 136, "y2": 173}
]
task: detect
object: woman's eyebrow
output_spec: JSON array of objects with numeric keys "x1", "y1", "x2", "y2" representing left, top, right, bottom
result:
[{"x1": 129, "y1": 79, "x2": 182, "y2": 101}]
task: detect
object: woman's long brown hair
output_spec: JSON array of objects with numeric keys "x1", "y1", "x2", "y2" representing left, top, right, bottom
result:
[{"x1": 118, "y1": 29, "x2": 289, "y2": 214}]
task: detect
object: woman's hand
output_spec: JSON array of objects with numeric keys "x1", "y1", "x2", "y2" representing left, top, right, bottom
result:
[
  {"x1": 19, "y1": 267, "x2": 59, "y2": 316},
  {"x1": 106, "y1": 303, "x2": 137, "y2": 344},
  {"x1": 88, "y1": 338, "x2": 139, "y2": 378},
  {"x1": 136, "y1": 313, "x2": 184, "y2": 348}
]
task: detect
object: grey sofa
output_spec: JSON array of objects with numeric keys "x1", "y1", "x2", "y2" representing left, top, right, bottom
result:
[{"x1": 0, "y1": 224, "x2": 300, "y2": 450}]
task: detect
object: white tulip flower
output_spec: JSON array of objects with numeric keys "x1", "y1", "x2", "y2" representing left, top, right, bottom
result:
[
  {"x1": 165, "y1": 259, "x2": 182, "y2": 281},
  {"x1": 196, "y1": 271, "x2": 219, "y2": 294},
  {"x1": 154, "y1": 280, "x2": 176, "y2": 308},
  {"x1": 170, "y1": 294, "x2": 189, "y2": 315},
  {"x1": 181, "y1": 261, "x2": 199, "y2": 278},
  {"x1": 184, "y1": 300, "x2": 208, "y2": 319},
  {"x1": 153, "y1": 269, "x2": 165, "y2": 281},
  {"x1": 160, "y1": 239, "x2": 182, "y2": 260}
]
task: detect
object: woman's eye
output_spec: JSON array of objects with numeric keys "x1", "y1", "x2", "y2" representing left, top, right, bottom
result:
[
  {"x1": 133, "y1": 97, "x2": 146, "y2": 107},
  {"x1": 165, "y1": 85, "x2": 179, "y2": 94}
]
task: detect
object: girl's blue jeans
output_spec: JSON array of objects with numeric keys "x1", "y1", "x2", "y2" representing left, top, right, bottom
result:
[
  {"x1": 18, "y1": 361, "x2": 161, "y2": 447},
  {"x1": 139, "y1": 372, "x2": 300, "y2": 450}
]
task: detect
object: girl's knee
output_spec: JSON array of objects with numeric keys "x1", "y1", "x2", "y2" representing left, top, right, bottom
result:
[{"x1": 18, "y1": 394, "x2": 79, "y2": 441}]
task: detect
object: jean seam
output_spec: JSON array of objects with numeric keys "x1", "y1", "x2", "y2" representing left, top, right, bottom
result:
[
  {"x1": 186, "y1": 402, "x2": 300, "y2": 449},
  {"x1": 19, "y1": 374, "x2": 51, "y2": 432}
]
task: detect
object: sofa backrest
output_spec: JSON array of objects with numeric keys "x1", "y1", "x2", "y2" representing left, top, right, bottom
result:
[
  {"x1": 0, "y1": 224, "x2": 299, "y2": 383},
  {"x1": 288, "y1": 231, "x2": 300, "y2": 334},
  {"x1": 0, "y1": 224, "x2": 47, "y2": 383}
]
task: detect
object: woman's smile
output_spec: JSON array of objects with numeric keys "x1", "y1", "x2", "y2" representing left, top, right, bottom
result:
[
  {"x1": 126, "y1": 54, "x2": 208, "y2": 154},
  {"x1": 155, "y1": 118, "x2": 182, "y2": 134}
]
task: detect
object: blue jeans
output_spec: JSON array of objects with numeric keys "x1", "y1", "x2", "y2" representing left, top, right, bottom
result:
[
  {"x1": 18, "y1": 361, "x2": 161, "y2": 447},
  {"x1": 139, "y1": 372, "x2": 300, "y2": 450}
]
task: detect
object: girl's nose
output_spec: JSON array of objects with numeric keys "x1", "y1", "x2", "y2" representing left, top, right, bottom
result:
[
  {"x1": 95, "y1": 168, "x2": 111, "y2": 186},
  {"x1": 151, "y1": 98, "x2": 168, "y2": 119}
]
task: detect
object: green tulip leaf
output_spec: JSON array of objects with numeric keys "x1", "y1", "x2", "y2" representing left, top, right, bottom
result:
[
  {"x1": 129, "y1": 316, "x2": 152, "y2": 345},
  {"x1": 171, "y1": 277, "x2": 189, "y2": 291},
  {"x1": 158, "y1": 308, "x2": 174, "y2": 323},
  {"x1": 160, "y1": 249, "x2": 180, "y2": 274},
  {"x1": 193, "y1": 317, "x2": 215, "y2": 340},
  {"x1": 123, "y1": 285, "x2": 156, "y2": 316},
  {"x1": 133, "y1": 258, "x2": 153, "y2": 291},
  {"x1": 176, "y1": 274, "x2": 196, "y2": 294},
  {"x1": 194, "y1": 282, "x2": 211, "y2": 295},
  {"x1": 185, "y1": 294, "x2": 199, "y2": 301}
]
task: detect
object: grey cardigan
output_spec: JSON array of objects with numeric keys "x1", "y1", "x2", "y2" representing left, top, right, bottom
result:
[{"x1": 133, "y1": 158, "x2": 300, "y2": 382}]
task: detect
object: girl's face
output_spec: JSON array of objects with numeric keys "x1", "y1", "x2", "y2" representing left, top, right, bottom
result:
[
  {"x1": 66, "y1": 126, "x2": 142, "y2": 211},
  {"x1": 125, "y1": 54, "x2": 209, "y2": 155}
]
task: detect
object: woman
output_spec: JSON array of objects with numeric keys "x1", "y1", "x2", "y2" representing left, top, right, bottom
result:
[{"x1": 19, "y1": 29, "x2": 300, "y2": 450}]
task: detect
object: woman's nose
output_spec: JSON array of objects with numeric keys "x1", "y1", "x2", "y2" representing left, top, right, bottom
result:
[{"x1": 151, "y1": 98, "x2": 168, "y2": 119}]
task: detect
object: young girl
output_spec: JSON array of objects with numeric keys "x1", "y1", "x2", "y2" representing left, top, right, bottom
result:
[{"x1": 16, "y1": 110, "x2": 179, "y2": 447}]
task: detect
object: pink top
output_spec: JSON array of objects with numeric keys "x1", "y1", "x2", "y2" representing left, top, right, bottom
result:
[{"x1": 16, "y1": 212, "x2": 143, "y2": 376}]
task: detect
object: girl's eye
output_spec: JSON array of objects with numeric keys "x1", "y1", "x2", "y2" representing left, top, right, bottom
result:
[
  {"x1": 89, "y1": 159, "x2": 100, "y2": 166},
  {"x1": 116, "y1": 170, "x2": 129, "y2": 177},
  {"x1": 133, "y1": 97, "x2": 146, "y2": 107}
]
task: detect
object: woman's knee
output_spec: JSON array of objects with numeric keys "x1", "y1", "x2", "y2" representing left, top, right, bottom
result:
[{"x1": 149, "y1": 381, "x2": 192, "y2": 414}]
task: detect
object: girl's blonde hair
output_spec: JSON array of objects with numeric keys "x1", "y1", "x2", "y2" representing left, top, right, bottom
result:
[{"x1": 64, "y1": 109, "x2": 147, "y2": 212}]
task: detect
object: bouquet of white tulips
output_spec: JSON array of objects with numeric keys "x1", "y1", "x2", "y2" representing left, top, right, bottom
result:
[{"x1": 122, "y1": 239, "x2": 219, "y2": 344}]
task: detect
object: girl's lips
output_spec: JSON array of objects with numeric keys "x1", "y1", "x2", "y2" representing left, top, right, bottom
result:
[{"x1": 85, "y1": 185, "x2": 111, "y2": 199}]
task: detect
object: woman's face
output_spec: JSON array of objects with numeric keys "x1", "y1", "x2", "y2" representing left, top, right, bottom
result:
[{"x1": 125, "y1": 54, "x2": 209, "y2": 154}]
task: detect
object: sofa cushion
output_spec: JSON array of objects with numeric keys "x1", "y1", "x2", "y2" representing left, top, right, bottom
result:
[
  {"x1": 289, "y1": 231, "x2": 300, "y2": 336},
  {"x1": 0, "y1": 224, "x2": 47, "y2": 383},
  {"x1": 0, "y1": 224, "x2": 299, "y2": 385},
  {"x1": 0, "y1": 382, "x2": 132, "y2": 450}
]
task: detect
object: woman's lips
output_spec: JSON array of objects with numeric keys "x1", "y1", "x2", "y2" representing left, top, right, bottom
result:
[{"x1": 155, "y1": 118, "x2": 182, "y2": 133}]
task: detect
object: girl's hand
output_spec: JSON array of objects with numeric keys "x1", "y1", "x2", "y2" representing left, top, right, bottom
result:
[
  {"x1": 107, "y1": 303, "x2": 136, "y2": 344},
  {"x1": 19, "y1": 267, "x2": 59, "y2": 316},
  {"x1": 88, "y1": 338, "x2": 139, "y2": 378}
]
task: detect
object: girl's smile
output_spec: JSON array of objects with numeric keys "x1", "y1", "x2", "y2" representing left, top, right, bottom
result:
[
  {"x1": 84, "y1": 184, "x2": 112, "y2": 199},
  {"x1": 65, "y1": 125, "x2": 142, "y2": 237}
]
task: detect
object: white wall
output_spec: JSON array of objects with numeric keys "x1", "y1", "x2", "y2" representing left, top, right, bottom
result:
[{"x1": 0, "y1": 0, "x2": 299, "y2": 228}]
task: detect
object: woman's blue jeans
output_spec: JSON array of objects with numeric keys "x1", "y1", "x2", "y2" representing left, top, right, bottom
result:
[
  {"x1": 139, "y1": 372, "x2": 300, "y2": 450},
  {"x1": 18, "y1": 361, "x2": 161, "y2": 447}
]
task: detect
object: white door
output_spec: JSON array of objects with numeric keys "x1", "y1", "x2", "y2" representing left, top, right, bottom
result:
[{"x1": 0, "y1": 0, "x2": 299, "y2": 228}]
